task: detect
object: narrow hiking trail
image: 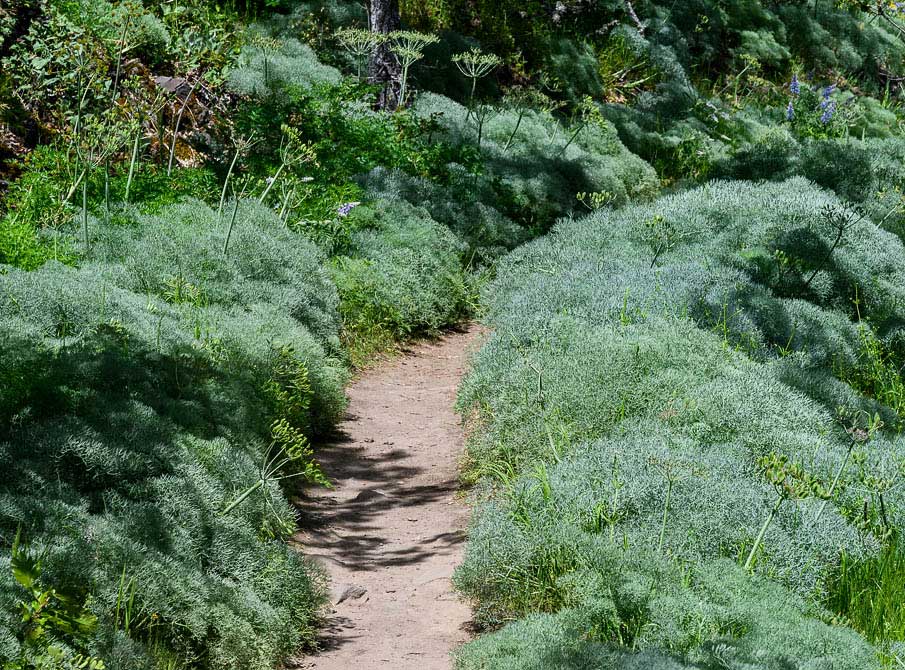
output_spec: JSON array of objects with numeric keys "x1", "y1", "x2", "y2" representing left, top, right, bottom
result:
[{"x1": 293, "y1": 326, "x2": 483, "y2": 669}]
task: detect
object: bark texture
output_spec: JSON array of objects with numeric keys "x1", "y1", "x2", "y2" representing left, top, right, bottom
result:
[{"x1": 367, "y1": 0, "x2": 401, "y2": 110}]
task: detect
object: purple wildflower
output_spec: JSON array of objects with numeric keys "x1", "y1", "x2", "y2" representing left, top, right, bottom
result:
[
  {"x1": 820, "y1": 100, "x2": 836, "y2": 125},
  {"x1": 790, "y1": 73, "x2": 800, "y2": 96},
  {"x1": 822, "y1": 84, "x2": 836, "y2": 99},
  {"x1": 337, "y1": 201, "x2": 361, "y2": 217},
  {"x1": 786, "y1": 100, "x2": 795, "y2": 121}
]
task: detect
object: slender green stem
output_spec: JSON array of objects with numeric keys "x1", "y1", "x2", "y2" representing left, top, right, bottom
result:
[
  {"x1": 74, "y1": 61, "x2": 84, "y2": 139},
  {"x1": 64, "y1": 167, "x2": 89, "y2": 205},
  {"x1": 814, "y1": 443, "x2": 854, "y2": 523},
  {"x1": 658, "y1": 478, "x2": 673, "y2": 553},
  {"x1": 82, "y1": 179, "x2": 89, "y2": 254},
  {"x1": 219, "y1": 145, "x2": 242, "y2": 218},
  {"x1": 104, "y1": 161, "x2": 110, "y2": 226},
  {"x1": 504, "y1": 110, "x2": 525, "y2": 151},
  {"x1": 223, "y1": 198, "x2": 240, "y2": 256},
  {"x1": 557, "y1": 123, "x2": 585, "y2": 158},
  {"x1": 399, "y1": 64, "x2": 410, "y2": 109},
  {"x1": 125, "y1": 127, "x2": 141, "y2": 204},
  {"x1": 744, "y1": 494, "x2": 783, "y2": 572},
  {"x1": 258, "y1": 163, "x2": 285, "y2": 204},
  {"x1": 279, "y1": 186, "x2": 294, "y2": 223},
  {"x1": 465, "y1": 76, "x2": 477, "y2": 122},
  {"x1": 221, "y1": 479, "x2": 263, "y2": 515},
  {"x1": 111, "y1": 15, "x2": 131, "y2": 104},
  {"x1": 476, "y1": 112, "x2": 484, "y2": 149}
]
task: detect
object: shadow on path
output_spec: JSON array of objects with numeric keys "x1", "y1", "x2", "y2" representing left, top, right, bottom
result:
[{"x1": 291, "y1": 327, "x2": 482, "y2": 670}]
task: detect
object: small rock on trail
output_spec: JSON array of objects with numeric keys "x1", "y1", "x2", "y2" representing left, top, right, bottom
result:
[{"x1": 293, "y1": 325, "x2": 483, "y2": 670}]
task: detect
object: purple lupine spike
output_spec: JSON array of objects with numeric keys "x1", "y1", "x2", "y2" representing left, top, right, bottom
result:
[
  {"x1": 790, "y1": 73, "x2": 800, "y2": 96},
  {"x1": 822, "y1": 84, "x2": 836, "y2": 99},
  {"x1": 786, "y1": 101, "x2": 795, "y2": 121},
  {"x1": 337, "y1": 202, "x2": 361, "y2": 217},
  {"x1": 820, "y1": 100, "x2": 836, "y2": 125}
]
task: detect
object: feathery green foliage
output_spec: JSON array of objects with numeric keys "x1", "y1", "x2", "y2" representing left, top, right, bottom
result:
[
  {"x1": 455, "y1": 178, "x2": 905, "y2": 668},
  {"x1": 0, "y1": 198, "x2": 347, "y2": 668}
]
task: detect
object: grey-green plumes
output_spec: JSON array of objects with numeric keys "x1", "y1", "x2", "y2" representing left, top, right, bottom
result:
[
  {"x1": 455, "y1": 178, "x2": 905, "y2": 668},
  {"x1": 0, "y1": 198, "x2": 347, "y2": 668},
  {"x1": 412, "y1": 92, "x2": 659, "y2": 229},
  {"x1": 227, "y1": 36, "x2": 341, "y2": 99}
]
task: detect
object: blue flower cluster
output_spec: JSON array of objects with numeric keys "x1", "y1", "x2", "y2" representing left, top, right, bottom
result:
[
  {"x1": 787, "y1": 73, "x2": 799, "y2": 120},
  {"x1": 820, "y1": 84, "x2": 836, "y2": 124},
  {"x1": 785, "y1": 74, "x2": 837, "y2": 126},
  {"x1": 337, "y1": 201, "x2": 361, "y2": 217}
]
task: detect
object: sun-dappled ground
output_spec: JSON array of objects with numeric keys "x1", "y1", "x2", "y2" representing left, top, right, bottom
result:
[{"x1": 293, "y1": 326, "x2": 483, "y2": 670}]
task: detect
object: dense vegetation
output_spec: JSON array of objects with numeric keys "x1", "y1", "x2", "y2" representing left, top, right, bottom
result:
[{"x1": 2, "y1": 0, "x2": 905, "y2": 668}]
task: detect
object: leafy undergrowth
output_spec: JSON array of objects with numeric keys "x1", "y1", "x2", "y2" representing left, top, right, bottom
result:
[
  {"x1": 455, "y1": 179, "x2": 905, "y2": 669},
  {"x1": 827, "y1": 539, "x2": 905, "y2": 645},
  {"x1": 0, "y1": 3, "x2": 666, "y2": 666},
  {"x1": 3, "y1": 0, "x2": 905, "y2": 668},
  {"x1": 0, "y1": 199, "x2": 347, "y2": 668}
]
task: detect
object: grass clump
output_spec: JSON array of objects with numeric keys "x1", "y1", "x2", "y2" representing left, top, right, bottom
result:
[{"x1": 827, "y1": 539, "x2": 905, "y2": 644}]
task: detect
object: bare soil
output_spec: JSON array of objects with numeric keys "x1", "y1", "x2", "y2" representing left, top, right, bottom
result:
[{"x1": 292, "y1": 325, "x2": 483, "y2": 670}]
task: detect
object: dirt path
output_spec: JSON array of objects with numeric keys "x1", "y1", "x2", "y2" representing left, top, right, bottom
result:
[{"x1": 292, "y1": 326, "x2": 482, "y2": 670}]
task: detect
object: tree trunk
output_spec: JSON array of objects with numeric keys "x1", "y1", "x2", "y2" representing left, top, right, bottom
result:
[{"x1": 368, "y1": 0, "x2": 401, "y2": 110}]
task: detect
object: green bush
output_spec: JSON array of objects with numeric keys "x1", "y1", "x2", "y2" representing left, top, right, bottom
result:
[
  {"x1": 332, "y1": 198, "x2": 470, "y2": 353},
  {"x1": 358, "y1": 167, "x2": 528, "y2": 265},
  {"x1": 412, "y1": 92, "x2": 659, "y2": 231},
  {"x1": 227, "y1": 36, "x2": 341, "y2": 100},
  {"x1": 0, "y1": 197, "x2": 348, "y2": 668},
  {"x1": 544, "y1": 37, "x2": 604, "y2": 106},
  {"x1": 799, "y1": 139, "x2": 876, "y2": 203},
  {"x1": 455, "y1": 178, "x2": 905, "y2": 667}
]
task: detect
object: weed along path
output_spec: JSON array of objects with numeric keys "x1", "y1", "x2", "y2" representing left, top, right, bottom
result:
[{"x1": 293, "y1": 325, "x2": 482, "y2": 669}]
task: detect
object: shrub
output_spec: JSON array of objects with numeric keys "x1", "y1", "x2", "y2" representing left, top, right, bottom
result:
[
  {"x1": 455, "y1": 178, "x2": 905, "y2": 667},
  {"x1": 227, "y1": 36, "x2": 341, "y2": 99},
  {"x1": 799, "y1": 139, "x2": 876, "y2": 203},
  {"x1": 0, "y1": 197, "x2": 348, "y2": 668},
  {"x1": 358, "y1": 166, "x2": 528, "y2": 265},
  {"x1": 544, "y1": 37, "x2": 604, "y2": 106},
  {"x1": 718, "y1": 126, "x2": 799, "y2": 182},
  {"x1": 331, "y1": 198, "x2": 470, "y2": 358},
  {"x1": 412, "y1": 92, "x2": 659, "y2": 231}
]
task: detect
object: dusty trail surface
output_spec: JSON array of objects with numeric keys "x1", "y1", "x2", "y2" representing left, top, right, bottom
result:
[{"x1": 293, "y1": 326, "x2": 481, "y2": 670}]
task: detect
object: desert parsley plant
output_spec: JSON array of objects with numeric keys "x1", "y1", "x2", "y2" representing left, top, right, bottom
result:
[
  {"x1": 452, "y1": 48, "x2": 502, "y2": 117},
  {"x1": 387, "y1": 31, "x2": 439, "y2": 108}
]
